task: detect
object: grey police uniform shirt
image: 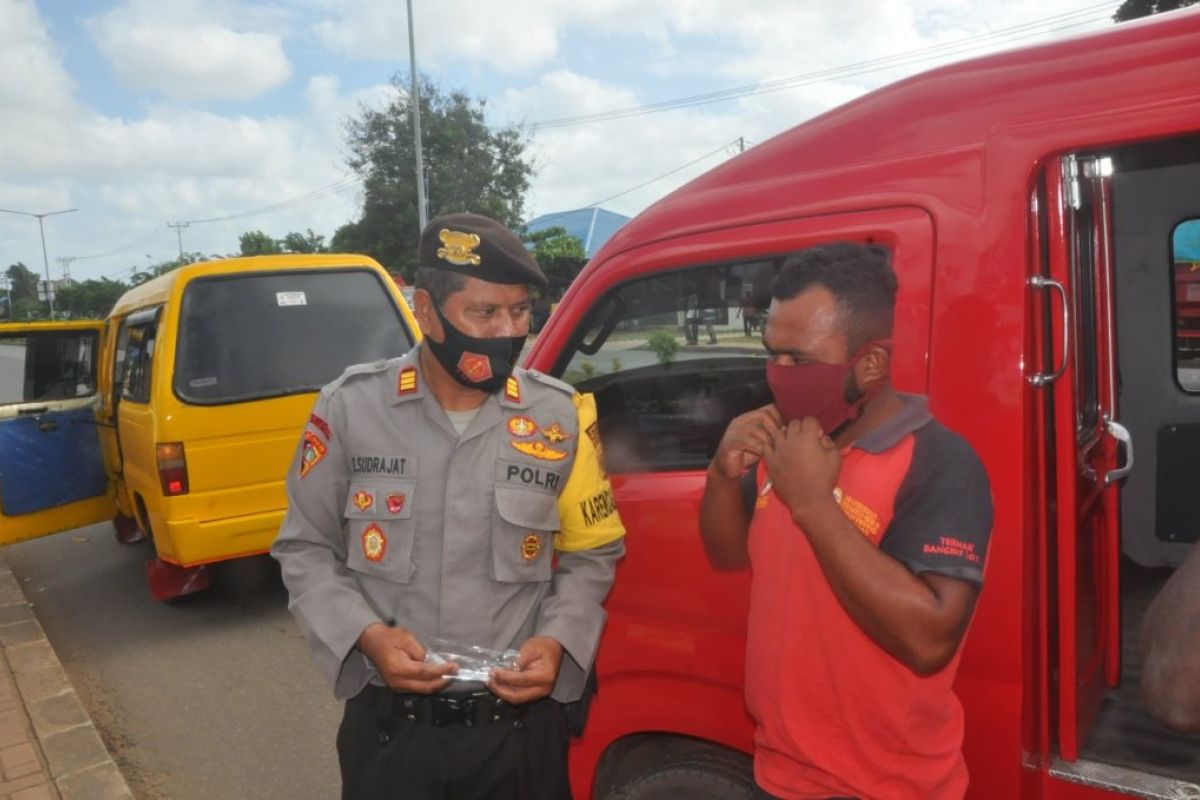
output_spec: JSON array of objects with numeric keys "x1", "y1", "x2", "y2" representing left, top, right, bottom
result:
[{"x1": 272, "y1": 347, "x2": 626, "y2": 703}]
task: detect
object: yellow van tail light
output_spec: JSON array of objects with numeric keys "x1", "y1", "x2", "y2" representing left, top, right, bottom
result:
[{"x1": 156, "y1": 443, "x2": 190, "y2": 497}]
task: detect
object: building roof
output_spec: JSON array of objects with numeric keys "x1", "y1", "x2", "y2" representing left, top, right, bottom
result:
[{"x1": 524, "y1": 207, "x2": 630, "y2": 258}]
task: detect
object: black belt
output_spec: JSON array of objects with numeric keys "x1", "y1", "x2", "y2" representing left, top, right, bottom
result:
[{"x1": 392, "y1": 689, "x2": 529, "y2": 727}]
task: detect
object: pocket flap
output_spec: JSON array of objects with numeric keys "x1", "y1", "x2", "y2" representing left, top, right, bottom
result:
[
  {"x1": 495, "y1": 486, "x2": 560, "y2": 531},
  {"x1": 345, "y1": 481, "x2": 415, "y2": 520}
]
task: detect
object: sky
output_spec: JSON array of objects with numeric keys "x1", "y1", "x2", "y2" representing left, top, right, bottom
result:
[{"x1": 0, "y1": 0, "x2": 1122, "y2": 284}]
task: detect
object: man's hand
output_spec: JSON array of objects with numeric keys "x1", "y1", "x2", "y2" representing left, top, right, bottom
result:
[
  {"x1": 764, "y1": 417, "x2": 842, "y2": 527},
  {"x1": 356, "y1": 623, "x2": 457, "y2": 694},
  {"x1": 488, "y1": 636, "x2": 563, "y2": 705},
  {"x1": 711, "y1": 404, "x2": 784, "y2": 480}
]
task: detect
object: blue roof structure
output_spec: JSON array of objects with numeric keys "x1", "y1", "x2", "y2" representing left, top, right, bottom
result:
[{"x1": 524, "y1": 207, "x2": 630, "y2": 259}]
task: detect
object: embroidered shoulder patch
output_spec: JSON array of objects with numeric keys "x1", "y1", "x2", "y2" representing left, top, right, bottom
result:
[
  {"x1": 300, "y1": 431, "x2": 328, "y2": 479},
  {"x1": 309, "y1": 413, "x2": 332, "y2": 440}
]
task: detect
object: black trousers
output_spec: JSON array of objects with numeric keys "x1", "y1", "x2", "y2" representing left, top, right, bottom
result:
[{"x1": 337, "y1": 685, "x2": 572, "y2": 800}]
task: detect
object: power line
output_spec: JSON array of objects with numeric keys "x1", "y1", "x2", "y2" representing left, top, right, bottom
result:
[
  {"x1": 530, "y1": 3, "x2": 1113, "y2": 130},
  {"x1": 588, "y1": 138, "x2": 744, "y2": 207},
  {"x1": 184, "y1": 177, "x2": 360, "y2": 225}
]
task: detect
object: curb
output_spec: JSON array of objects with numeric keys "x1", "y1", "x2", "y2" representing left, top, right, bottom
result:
[{"x1": 0, "y1": 559, "x2": 133, "y2": 800}]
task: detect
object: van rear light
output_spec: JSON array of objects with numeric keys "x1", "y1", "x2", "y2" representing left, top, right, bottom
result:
[{"x1": 156, "y1": 442, "x2": 189, "y2": 496}]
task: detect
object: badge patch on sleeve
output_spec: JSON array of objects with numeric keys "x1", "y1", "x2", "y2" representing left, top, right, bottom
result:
[
  {"x1": 353, "y1": 490, "x2": 374, "y2": 513},
  {"x1": 507, "y1": 416, "x2": 536, "y2": 437},
  {"x1": 540, "y1": 422, "x2": 572, "y2": 443},
  {"x1": 521, "y1": 533, "x2": 542, "y2": 561},
  {"x1": 386, "y1": 493, "x2": 406, "y2": 515},
  {"x1": 362, "y1": 523, "x2": 388, "y2": 563},
  {"x1": 300, "y1": 431, "x2": 328, "y2": 479},
  {"x1": 510, "y1": 440, "x2": 568, "y2": 461},
  {"x1": 309, "y1": 413, "x2": 332, "y2": 440},
  {"x1": 458, "y1": 352, "x2": 493, "y2": 384}
]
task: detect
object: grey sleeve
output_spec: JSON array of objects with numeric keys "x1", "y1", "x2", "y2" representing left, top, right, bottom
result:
[
  {"x1": 536, "y1": 538, "x2": 625, "y2": 703},
  {"x1": 271, "y1": 390, "x2": 382, "y2": 697}
]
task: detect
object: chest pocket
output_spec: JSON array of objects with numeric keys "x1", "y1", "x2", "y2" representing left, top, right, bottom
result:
[
  {"x1": 343, "y1": 481, "x2": 417, "y2": 583},
  {"x1": 492, "y1": 487, "x2": 559, "y2": 583}
]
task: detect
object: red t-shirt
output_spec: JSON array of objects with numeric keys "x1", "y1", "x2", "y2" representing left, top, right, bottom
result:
[{"x1": 744, "y1": 395, "x2": 992, "y2": 800}]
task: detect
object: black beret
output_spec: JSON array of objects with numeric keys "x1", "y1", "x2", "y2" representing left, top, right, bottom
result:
[{"x1": 417, "y1": 212, "x2": 547, "y2": 289}]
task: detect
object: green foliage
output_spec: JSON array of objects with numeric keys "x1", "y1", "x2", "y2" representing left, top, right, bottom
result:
[
  {"x1": 1113, "y1": 0, "x2": 1199, "y2": 20},
  {"x1": 337, "y1": 73, "x2": 534, "y2": 280},
  {"x1": 647, "y1": 330, "x2": 680, "y2": 365},
  {"x1": 610, "y1": 358, "x2": 623, "y2": 373},
  {"x1": 54, "y1": 278, "x2": 129, "y2": 319},
  {"x1": 579, "y1": 361, "x2": 595, "y2": 378},
  {"x1": 131, "y1": 253, "x2": 204, "y2": 286},
  {"x1": 281, "y1": 229, "x2": 328, "y2": 254},
  {"x1": 239, "y1": 230, "x2": 283, "y2": 256},
  {"x1": 2, "y1": 263, "x2": 43, "y2": 320},
  {"x1": 522, "y1": 226, "x2": 588, "y2": 288}
]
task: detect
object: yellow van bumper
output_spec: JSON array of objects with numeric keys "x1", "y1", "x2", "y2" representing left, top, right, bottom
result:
[{"x1": 158, "y1": 509, "x2": 285, "y2": 567}]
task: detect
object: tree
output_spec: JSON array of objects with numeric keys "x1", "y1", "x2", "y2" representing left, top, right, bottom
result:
[
  {"x1": 281, "y1": 229, "x2": 328, "y2": 254},
  {"x1": 5, "y1": 263, "x2": 39, "y2": 305},
  {"x1": 522, "y1": 226, "x2": 588, "y2": 288},
  {"x1": 1113, "y1": 0, "x2": 1199, "y2": 21},
  {"x1": 335, "y1": 73, "x2": 534, "y2": 280},
  {"x1": 239, "y1": 230, "x2": 283, "y2": 256},
  {"x1": 131, "y1": 253, "x2": 205, "y2": 286},
  {"x1": 54, "y1": 278, "x2": 129, "y2": 319}
]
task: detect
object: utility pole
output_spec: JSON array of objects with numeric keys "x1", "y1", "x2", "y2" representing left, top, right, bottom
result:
[
  {"x1": 167, "y1": 221, "x2": 190, "y2": 261},
  {"x1": 407, "y1": 0, "x2": 429, "y2": 230},
  {"x1": 0, "y1": 274, "x2": 10, "y2": 321},
  {"x1": 55, "y1": 255, "x2": 77, "y2": 282},
  {"x1": 738, "y1": 136, "x2": 745, "y2": 153},
  {"x1": 0, "y1": 206, "x2": 78, "y2": 318}
]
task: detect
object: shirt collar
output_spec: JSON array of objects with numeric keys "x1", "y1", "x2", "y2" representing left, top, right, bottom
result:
[{"x1": 850, "y1": 393, "x2": 932, "y2": 454}]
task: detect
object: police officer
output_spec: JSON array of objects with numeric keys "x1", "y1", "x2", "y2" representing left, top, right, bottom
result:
[{"x1": 272, "y1": 212, "x2": 626, "y2": 800}]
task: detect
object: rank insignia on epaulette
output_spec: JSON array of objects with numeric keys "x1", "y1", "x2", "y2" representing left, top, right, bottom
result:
[
  {"x1": 362, "y1": 523, "x2": 388, "y2": 563},
  {"x1": 386, "y1": 493, "x2": 406, "y2": 515},
  {"x1": 504, "y1": 376, "x2": 521, "y2": 403},
  {"x1": 300, "y1": 431, "x2": 327, "y2": 479},
  {"x1": 510, "y1": 440, "x2": 568, "y2": 461},
  {"x1": 397, "y1": 367, "x2": 418, "y2": 396},
  {"x1": 521, "y1": 533, "x2": 542, "y2": 561},
  {"x1": 457, "y1": 352, "x2": 493, "y2": 384},
  {"x1": 540, "y1": 422, "x2": 571, "y2": 443},
  {"x1": 508, "y1": 415, "x2": 536, "y2": 437},
  {"x1": 353, "y1": 490, "x2": 374, "y2": 512}
]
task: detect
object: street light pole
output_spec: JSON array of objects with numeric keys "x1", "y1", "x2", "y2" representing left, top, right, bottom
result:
[
  {"x1": 407, "y1": 0, "x2": 428, "y2": 230},
  {"x1": 0, "y1": 207, "x2": 78, "y2": 318}
]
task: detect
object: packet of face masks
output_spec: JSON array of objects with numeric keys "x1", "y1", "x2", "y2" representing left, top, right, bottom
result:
[{"x1": 423, "y1": 638, "x2": 522, "y2": 682}]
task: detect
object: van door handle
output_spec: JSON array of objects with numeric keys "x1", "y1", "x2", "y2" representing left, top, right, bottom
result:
[
  {"x1": 1028, "y1": 275, "x2": 1070, "y2": 387},
  {"x1": 1104, "y1": 418, "x2": 1133, "y2": 485},
  {"x1": 17, "y1": 406, "x2": 49, "y2": 416}
]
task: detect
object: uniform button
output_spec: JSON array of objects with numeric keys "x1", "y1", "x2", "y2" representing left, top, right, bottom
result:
[
  {"x1": 403, "y1": 699, "x2": 415, "y2": 709},
  {"x1": 377, "y1": 732, "x2": 390, "y2": 744},
  {"x1": 512, "y1": 720, "x2": 525, "y2": 731}
]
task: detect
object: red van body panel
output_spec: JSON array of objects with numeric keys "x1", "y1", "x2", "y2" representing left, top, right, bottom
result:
[{"x1": 526, "y1": 9, "x2": 1200, "y2": 799}]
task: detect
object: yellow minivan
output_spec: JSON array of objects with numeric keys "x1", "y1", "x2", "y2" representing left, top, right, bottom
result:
[{"x1": 0, "y1": 254, "x2": 418, "y2": 599}]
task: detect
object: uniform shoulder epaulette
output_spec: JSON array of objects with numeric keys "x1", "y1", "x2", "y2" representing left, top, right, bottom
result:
[
  {"x1": 324, "y1": 357, "x2": 398, "y2": 395},
  {"x1": 520, "y1": 368, "x2": 578, "y2": 397}
]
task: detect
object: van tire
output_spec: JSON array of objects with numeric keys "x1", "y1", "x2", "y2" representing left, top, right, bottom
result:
[{"x1": 611, "y1": 750, "x2": 759, "y2": 800}]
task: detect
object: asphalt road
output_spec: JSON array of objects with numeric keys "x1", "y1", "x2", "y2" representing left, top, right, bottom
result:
[{"x1": 2, "y1": 524, "x2": 342, "y2": 799}]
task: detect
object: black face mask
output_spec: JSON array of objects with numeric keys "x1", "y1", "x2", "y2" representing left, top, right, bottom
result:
[{"x1": 425, "y1": 304, "x2": 526, "y2": 394}]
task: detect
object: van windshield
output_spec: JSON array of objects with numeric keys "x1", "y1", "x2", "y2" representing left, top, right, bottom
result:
[{"x1": 174, "y1": 269, "x2": 413, "y2": 405}]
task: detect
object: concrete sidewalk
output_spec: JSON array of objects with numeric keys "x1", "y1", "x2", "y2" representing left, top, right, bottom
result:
[{"x1": 0, "y1": 561, "x2": 132, "y2": 800}]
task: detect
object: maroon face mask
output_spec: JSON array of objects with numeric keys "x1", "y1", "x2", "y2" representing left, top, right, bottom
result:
[{"x1": 765, "y1": 341, "x2": 890, "y2": 432}]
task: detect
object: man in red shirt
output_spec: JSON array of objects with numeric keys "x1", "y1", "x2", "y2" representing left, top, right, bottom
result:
[{"x1": 700, "y1": 243, "x2": 993, "y2": 799}]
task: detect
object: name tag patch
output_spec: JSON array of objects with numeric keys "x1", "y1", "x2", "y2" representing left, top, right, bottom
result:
[
  {"x1": 351, "y1": 455, "x2": 416, "y2": 478},
  {"x1": 497, "y1": 459, "x2": 564, "y2": 493}
]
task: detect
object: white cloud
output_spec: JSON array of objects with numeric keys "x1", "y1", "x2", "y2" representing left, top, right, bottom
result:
[{"x1": 89, "y1": 0, "x2": 292, "y2": 102}]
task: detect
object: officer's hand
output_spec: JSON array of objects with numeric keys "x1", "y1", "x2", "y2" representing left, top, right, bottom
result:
[
  {"x1": 356, "y1": 623, "x2": 457, "y2": 694},
  {"x1": 711, "y1": 404, "x2": 784, "y2": 480},
  {"x1": 487, "y1": 636, "x2": 563, "y2": 705},
  {"x1": 764, "y1": 416, "x2": 842, "y2": 526}
]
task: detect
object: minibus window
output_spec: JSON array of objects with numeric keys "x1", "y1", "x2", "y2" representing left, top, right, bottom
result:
[
  {"x1": 1172, "y1": 218, "x2": 1200, "y2": 392},
  {"x1": 121, "y1": 321, "x2": 157, "y2": 404},
  {"x1": 554, "y1": 258, "x2": 776, "y2": 474},
  {"x1": 174, "y1": 269, "x2": 412, "y2": 405},
  {"x1": 1071, "y1": 202, "x2": 1101, "y2": 438},
  {"x1": 0, "y1": 330, "x2": 98, "y2": 404}
]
